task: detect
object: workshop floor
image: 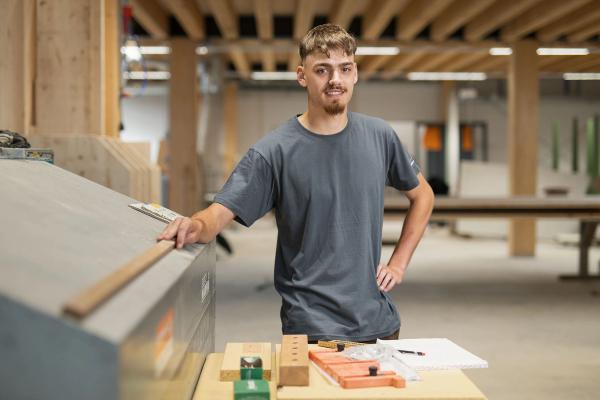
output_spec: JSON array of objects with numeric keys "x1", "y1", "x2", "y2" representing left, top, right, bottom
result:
[{"x1": 214, "y1": 217, "x2": 600, "y2": 400}]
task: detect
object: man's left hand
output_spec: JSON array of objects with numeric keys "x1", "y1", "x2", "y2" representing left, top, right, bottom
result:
[{"x1": 376, "y1": 263, "x2": 404, "y2": 292}]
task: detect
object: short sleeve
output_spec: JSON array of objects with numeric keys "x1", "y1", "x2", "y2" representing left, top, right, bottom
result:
[
  {"x1": 386, "y1": 129, "x2": 421, "y2": 191},
  {"x1": 213, "y1": 149, "x2": 276, "y2": 227}
]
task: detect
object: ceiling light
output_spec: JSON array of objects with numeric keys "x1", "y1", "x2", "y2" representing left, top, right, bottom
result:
[
  {"x1": 407, "y1": 72, "x2": 487, "y2": 81},
  {"x1": 537, "y1": 48, "x2": 589, "y2": 56},
  {"x1": 196, "y1": 46, "x2": 209, "y2": 55},
  {"x1": 123, "y1": 71, "x2": 171, "y2": 80},
  {"x1": 563, "y1": 73, "x2": 600, "y2": 80},
  {"x1": 250, "y1": 72, "x2": 297, "y2": 80},
  {"x1": 356, "y1": 47, "x2": 401, "y2": 56},
  {"x1": 489, "y1": 47, "x2": 512, "y2": 56}
]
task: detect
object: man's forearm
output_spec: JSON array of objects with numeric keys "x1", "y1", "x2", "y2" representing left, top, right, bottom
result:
[
  {"x1": 190, "y1": 203, "x2": 233, "y2": 243},
  {"x1": 387, "y1": 194, "x2": 433, "y2": 272}
]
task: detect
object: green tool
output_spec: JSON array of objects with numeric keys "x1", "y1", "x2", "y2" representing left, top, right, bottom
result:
[{"x1": 233, "y1": 379, "x2": 270, "y2": 400}]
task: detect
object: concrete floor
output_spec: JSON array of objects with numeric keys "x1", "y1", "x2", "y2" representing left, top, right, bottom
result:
[{"x1": 214, "y1": 217, "x2": 600, "y2": 400}]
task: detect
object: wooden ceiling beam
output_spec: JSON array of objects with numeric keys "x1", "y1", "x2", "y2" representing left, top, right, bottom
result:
[
  {"x1": 501, "y1": 0, "x2": 591, "y2": 42},
  {"x1": 287, "y1": 52, "x2": 301, "y2": 72},
  {"x1": 537, "y1": 1, "x2": 600, "y2": 42},
  {"x1": 464, "y1": 55, "x2": 507, "y2": 71},
  {"x1": 567, "y1": 18, "x2": 600, "y2": 42},
  {"x1": 359, "y1": 55, "x2": 393, "y2": 80},
  {"x1": 293, "y1": 0, "x2": 318, "y2": 39},
  {"x1": 159, "y1": 0, "x2": 204, "y2": 40},
  {"x1": 328, "y1": 0, "x2": 360, "y2": 29},
  {"x1": 254, "y1": 0, "x2": 275, "y2": 72},
  {"x1": 542, "y1": 55, "x2": 600, "y2": 72},
  {"x1": 538, "y1": 56, "x2": 573, "y2": 68},
  {"x1": 430, "y1": 0, "x2": 495, "y2": 42},
  {"x1": 130, "y1": 0, "x2": 169, "y2": 39},
  {"x1": 443, "y1": 52, "x2": 488, "y2": 71},
  {"x1": 206, "y1": 0, "x2": 251, "y2": 78},
  {"x1": 396, "y1": 0, "x2": 453, "y2": 41},
  {"x1": 464, "y1": 0, "x2": 541, "y2": 42},
  {"x1": 409, "y1": 52, "x2": 459, "y2": 71},
  {"x1": 206, "y1": 0, "x2": 238, "y2": 39},
  {"x1": 380, "y1": 52, "x2": 427, "y2": 79},
  {"x1": 580, "y1": 58, "x2": 600, "y2": 71},
  {"x1": 362, "y1": 0, "x2": 410, "y2": 40}
]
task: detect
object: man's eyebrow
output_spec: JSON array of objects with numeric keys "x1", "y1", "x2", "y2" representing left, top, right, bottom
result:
[{"x1": 312, "y1": 62, "x2": 354, "y2": 68}]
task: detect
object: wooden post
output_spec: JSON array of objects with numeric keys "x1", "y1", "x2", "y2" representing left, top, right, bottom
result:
[
  {"x1": 104, "y1": 0, "x2": 121, "y2": 137},
  {"x1": 35, "y1": 0, "x2": 119, "y2": 136},
  {"x1": 169, "y1": 38, "x2": 200, "y2": 216},
  {"x1": 0, "y1": 0, "x2": 34, "y2": 134},
  {"x1": 507, "y1": 41, "x2": 538, "y2": 256},
  {"x1": 223, "y1": 82, "x2": 239, "y2": 179}
]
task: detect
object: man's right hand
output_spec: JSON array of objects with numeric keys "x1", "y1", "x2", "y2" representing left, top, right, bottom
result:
[{"x1": 157, "y1": 217, "x2": 203, "y2": 249}]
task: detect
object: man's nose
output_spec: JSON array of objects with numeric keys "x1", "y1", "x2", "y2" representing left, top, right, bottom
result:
[{"x1": 329, "y1": 69, "x2": 341, "y2": 84}]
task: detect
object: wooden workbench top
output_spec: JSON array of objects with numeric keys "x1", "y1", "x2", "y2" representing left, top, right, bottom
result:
[{"x1": 193, "y1": 349, "x2": 487, "y2": 400}]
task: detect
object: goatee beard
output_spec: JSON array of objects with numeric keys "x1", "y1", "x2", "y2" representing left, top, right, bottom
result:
[{"x1": 324, "y1": 103, "x2": 345, "y2": 115}]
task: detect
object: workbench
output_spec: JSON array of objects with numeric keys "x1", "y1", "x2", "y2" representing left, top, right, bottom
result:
[
  {"x1": 384, "y1": 196, "x2": 600, "y2": 280},
  {"x1": 193, "y1": 347, "x2": 487, "y2": 400}
]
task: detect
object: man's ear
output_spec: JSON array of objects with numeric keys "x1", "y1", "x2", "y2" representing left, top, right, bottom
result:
[
  {"x1": 354, "y1": 62, "x2": 358, "y2": 84},
  {"x1": 297, "y1": 65, "x2": 307, "y2": 87}
]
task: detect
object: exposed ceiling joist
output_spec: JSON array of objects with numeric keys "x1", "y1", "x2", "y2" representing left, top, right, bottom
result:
[
  {"x1": 541, "y1": 55, "x2": 593, "y2": 71},
  {"x1": 380, "y1": 52, "x2": 427, "y2": 79},
  {"x1": 580, "y1": 58, "x2": 600, "y2": 71},
  {"x1": 254, "y1": 0, "x2": 276, "y2": 71},
  {"x1": 463, "y1": 0, "x2": 541, "y2": 42},
  {"x1": 288, "y1": 52, "x2": 301, "y2": 72},
  {"x1": 537, "y1": 1, "x2": 600, "y2": 42},
  {"x1": 206, "y1": 0, "x2": 251, "y2": 78},
  {"x1": 396, "y1": 0, "x2": 453, "y2": 41},
  {"x1": 501, "y1": 0, "x2": 591, "y2": 42},
  {"x1": 362, "y1": 0, "x2": 410, "y2": 40},
  {"x1": 410, "y1": 52, "x2": 459, "y2": 71},
  {"x1": 538, "y1": 55, "x2": 573, "y2": 68},
  {"x1": 464, "y1": 56, "x2": 507, "y2": 71},
  {"x1": 293, "y1": 0, "x2": 318, "y2": 39},
  {"x1": 430, "y1": 0, "x2": 495, "y2": 42},
  {"x1": 206, "y1": 0, "x2": 238, "y2": 39},
  {"x1": 567, "y1": 18, "x2": 600, "y2": 42},
  {"x1": 159, "y1": 0, "x2": 204, "y2": 40},
  {"x1": 443, "y1": 52, "x2": 488, "y2": 71},
  {"x1": 328, "y1": 0, "x2": 360, "y2": 29},
  {"x1": 359, "y1": 55, "x2": 393, "y2": 79},
  {"x1": 130, "y1": 0, "x2": 169, "y2": 39}
]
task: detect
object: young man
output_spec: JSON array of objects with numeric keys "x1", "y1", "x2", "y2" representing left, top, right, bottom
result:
[{"x1": 158, "y1": 24, "x2": 434, "y2": 342}]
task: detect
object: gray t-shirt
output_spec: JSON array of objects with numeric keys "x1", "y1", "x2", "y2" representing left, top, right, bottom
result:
[{"x1": 214, "y1": 111, "x2": 420, "y2": 341}]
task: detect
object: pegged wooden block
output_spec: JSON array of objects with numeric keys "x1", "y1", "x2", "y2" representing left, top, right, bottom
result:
[
  {"x1": 221, "y1": 343, "x2": 272, "y2": 381},
  {"x1": 279, "y1": 334, "x2": 309, "y2": 386}
]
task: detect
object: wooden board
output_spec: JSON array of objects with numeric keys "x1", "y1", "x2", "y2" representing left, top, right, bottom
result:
[
  {"x1": 195, "y1": 350, "x2": 487, "y2": 400},
  {"x1": 220, "y1": 342, "x2": 272, "y2": 381},
  {"x1": 280, "y1": 335, "x2": 309, "y2": 386}
]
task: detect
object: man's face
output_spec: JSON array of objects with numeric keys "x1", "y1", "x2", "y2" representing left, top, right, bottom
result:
[{"x1": 297, "y1": 49, "x2": 358, "y2": 115}]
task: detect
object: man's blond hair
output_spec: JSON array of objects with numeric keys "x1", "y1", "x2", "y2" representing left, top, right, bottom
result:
[{"x1": 299, "y1": 24, "x2": 357, "y2": 63}]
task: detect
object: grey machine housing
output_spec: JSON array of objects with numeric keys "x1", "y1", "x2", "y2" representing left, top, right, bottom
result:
[{"x1": 0, "y1": 160, "x2": 215, "y2": 400}]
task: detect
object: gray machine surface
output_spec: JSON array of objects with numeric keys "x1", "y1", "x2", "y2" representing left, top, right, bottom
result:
[{"x1": 0, "y1": 160, "x2": 215, "y2": 400}]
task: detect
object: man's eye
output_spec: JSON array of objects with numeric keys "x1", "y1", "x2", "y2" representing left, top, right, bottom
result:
[
  {"x1": 343, "y1": 67, "x2": 352, "y2": 72},
  {"x1": 316, "y1": 69, "x2": 326, "y2": 74}
]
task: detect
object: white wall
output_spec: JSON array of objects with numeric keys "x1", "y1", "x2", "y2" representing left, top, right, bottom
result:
[{"x1": 120, "y1": 80, "x2": 600, "y2": 191}]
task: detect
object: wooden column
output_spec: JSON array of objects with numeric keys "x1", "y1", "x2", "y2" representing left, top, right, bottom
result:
[
  {"x1": 508, "y1": 41, "x2": 538, "y2": 256},
  {"x1": 169, "y1": 38, "x2": 200, "y2": 216},
  {"x1": 0, "y1": 0, "x2": 34, "y2": 135},
  {"x1": 223, "y1": 82, "x2": 239, "y2": 179},
  {"x1": 35, "y1": 0, "x2": 119, "y2": 136}
]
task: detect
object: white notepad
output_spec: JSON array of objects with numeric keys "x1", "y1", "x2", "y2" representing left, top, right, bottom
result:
[{"x1": 378, "y1": 338, "x2": 489, "y2": 371}]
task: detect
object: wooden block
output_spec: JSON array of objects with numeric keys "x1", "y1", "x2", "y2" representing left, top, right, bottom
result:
[
  {"x1": 340, "y1": 374, "x2": 405, "y2": 389},
  {"x1": 279, "y1": 334, "x2": 309, "y2": 387},
  {"x1": 220, "y1": 343, "x2": 272, "y2": 381}
]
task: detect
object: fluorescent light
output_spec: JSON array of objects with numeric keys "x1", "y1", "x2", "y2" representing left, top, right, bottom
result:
[
  {"x1": 537, "y1": 48, "x2": 589, "y2": 55},
  {"x1": 123, "y1": 71, "x2": 171, "y2": 80},
  {"x1": 356, "y1": 46, "x2": 400, "y2": 56},
  {"x1": 121, "y1": 46, "x2": 142, "y2": 61},
  {"x1": 120, "y1": 45, "x2": 171, "y2": 56},
  {"x1": 489, "y1": 47, "x2": 512, "y2": 56},
  {"x1": 250, "y1": 71, "x2": 298, "y2": 80},
  {"x1": 563, "y1": 73, "x2": 600, "y2": 80},
  {"x1": 196, "y1": 46, "x2": 209, "y2": 55},
  {"x1": 407, "y1": 72, "x2": 487, "y2": 81}
]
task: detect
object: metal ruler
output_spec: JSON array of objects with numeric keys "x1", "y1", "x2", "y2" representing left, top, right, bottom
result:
[{"x1": 0, "y1": 147, "x2": 54, "y2": 163}]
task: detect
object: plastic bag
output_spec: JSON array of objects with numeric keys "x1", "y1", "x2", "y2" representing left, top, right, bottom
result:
[{"x1": 344, "y1": 342, "x2": 421, "y2": 381}]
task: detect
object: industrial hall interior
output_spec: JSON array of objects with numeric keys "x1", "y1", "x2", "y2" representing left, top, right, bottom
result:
[{"x1": 2, "y1": 0, "x2": 600, "y2": 399}]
